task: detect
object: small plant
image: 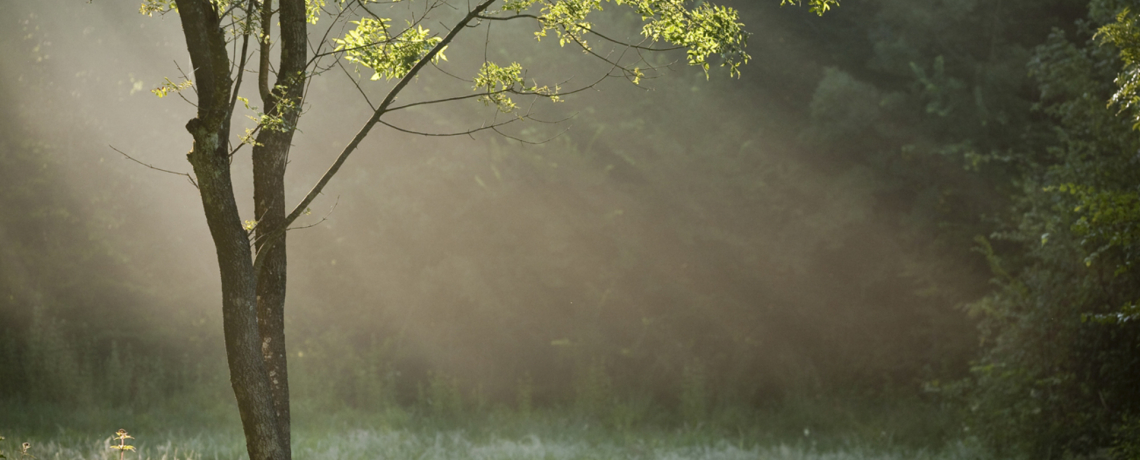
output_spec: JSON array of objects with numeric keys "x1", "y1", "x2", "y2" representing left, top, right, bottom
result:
[
  {"x1": 0, "y1": 435, "x2": 26, "y2": 460},
  {"x1": 109, "y1": 429, "x2": 134, "y2": 460}
]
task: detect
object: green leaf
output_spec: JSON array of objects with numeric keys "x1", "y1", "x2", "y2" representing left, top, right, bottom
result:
[
  {"x1": 151, "y1": 77, "x2": 193, "y2": 98},
  {"x1": 306, "y1": 0, "x2": 326, "y2": 24},
  {"x1": 472, "y1": 62, "x2": 524, "y2": 112},
  {"x1": 780, "y1": 0, "x2": 840, "y2": 16},
  {"x1": 334, "y1": 19, "x2": 444, "y2": 81}
]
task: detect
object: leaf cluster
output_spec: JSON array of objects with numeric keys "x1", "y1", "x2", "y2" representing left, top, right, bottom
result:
[
  {"x1": 473, "y1": 62, "x2": 561, "y2": 113},
  {"x1": 150, "y1": 77, "x2": 193, "y2": 98},
  {"x1": 1098, "y1": 8, "x2": 1140, "y2": 129},
  {"x1": 779, "y1": 0, "x2": 838, "y2": 16},
  {"x1": 335, "y1": 18, "x2": 445, "y2": 81},
  {"x1": 521, "y1": 0, "x2": 751, "y2": 78},
  {"x1": 637, "y1": 1, "x2": 750, "y2": 77},
  {"x1": 138, "y1": 0, "x2": 176, "y2": 16}
]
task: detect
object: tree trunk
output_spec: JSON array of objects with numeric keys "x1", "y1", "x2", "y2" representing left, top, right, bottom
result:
[
  {"x1": 174, "y1": 1, "x2": 288, "y2": 459},
  {"x1": 248, "y1": 0, "x2": 305, "y2": 448},
  {"x1": 251, "y1": 0, "x2": 306, "y2": 453}
]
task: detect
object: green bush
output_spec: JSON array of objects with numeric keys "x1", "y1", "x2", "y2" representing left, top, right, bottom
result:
[{"x1": 960, "y1": 16, "x2": 1140, "y2": 458}]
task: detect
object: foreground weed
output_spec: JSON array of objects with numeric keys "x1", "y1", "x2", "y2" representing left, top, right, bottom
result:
[
  {"x1": 1, "y1": 437, "x2": 33, "y2": 460},
  {"x1": 109, "y1": 429, "x2": 134, "y2": 460}
]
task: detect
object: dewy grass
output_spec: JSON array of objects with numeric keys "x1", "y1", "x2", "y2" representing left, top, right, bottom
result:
[
  {"x1": 0, "y1": 421, "x2": 993, "y2": 460},
  {"x1": 0, "y1": 394, "x2": 981, "y2": 460},
  {"x1": 0, "y1": 429, "x2": 992, "y2": 460}
]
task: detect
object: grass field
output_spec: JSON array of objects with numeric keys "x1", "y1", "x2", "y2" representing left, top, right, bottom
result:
[
  {"x1": 0, "y1": 403, "x2": 989, "y2": 460},
  {"x1": 0, "y1": 428, "x2": 989, "y2": 460}
]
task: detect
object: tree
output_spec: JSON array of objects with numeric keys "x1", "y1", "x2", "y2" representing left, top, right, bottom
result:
[
  {"x1": 960, "y1": 3, "x2": 1140, "y2": 457},
  {"x1": 131, "y1": 0, "x2": 834, "y2": 459}
]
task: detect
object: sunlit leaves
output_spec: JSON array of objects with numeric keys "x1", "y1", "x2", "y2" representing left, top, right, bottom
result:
[
  {"x1": 474, "y1": 62, "x2": 525, "y2": 112},
  {"x1": 1097, "y1": 8, "x2": 1140, "y2": 129},
  {"x1": 636, "y1": 1, "x2": 751, "y2": 78},
  {"x1": 138, "y1": 0, "x2": 176, "y2": 16},
  {"x1": 502, "y1": 0, "x2": 540, "y2": 13},
  {"x1": 535, "y1": 0, "x2": 601, "y2": 47},
  {"x1": 513, "y1": 0, "x2": 751, "y2": 79},
  {"x1": 150, "y1": 77, "x2": 193, "y2": 98},
  {"x1": 335, "y1": 18, "x2": 445, "y2": 81},
  {"x1": 779, "y1": 0, "x2": 839, "y2": 16},
  {"x1": 306, "y1": 0, "x2": 327, "y2": 24},
  {"x1": 472, "y1": 62, "x2": 562, "y2": 113}
]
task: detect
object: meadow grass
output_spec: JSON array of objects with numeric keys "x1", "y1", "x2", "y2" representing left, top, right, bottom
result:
[
  {"x1": 0, "y1": 427, "x2": 990, "y2": 460},
  {"x1": 0, "y1": 403, "x2": 990, "y2": 460}
]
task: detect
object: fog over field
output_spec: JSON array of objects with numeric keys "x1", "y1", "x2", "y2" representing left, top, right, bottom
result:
[{"x1": 1, "y1": 1, "x2": 1136, "y2": 459}]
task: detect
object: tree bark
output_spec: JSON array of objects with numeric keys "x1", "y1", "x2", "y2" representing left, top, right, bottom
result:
[
  {"x1": 174, "y1": 1, "x2": 287, "y2": 459},
  {"x1": 251, "y1": 0, "x2": 307, "y2": 453}
]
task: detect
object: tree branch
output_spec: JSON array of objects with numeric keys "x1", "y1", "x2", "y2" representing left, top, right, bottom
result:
[
  {"x1": 258, "y1": 0, "x2": 273, "y2": 103},
  {"x1": 109, "y1": 144, "x2": 199, "y2": 189},
  {"x1": 281, "y1": 0, "x2": 499, "y2": 231},
  {"x1": 377, "y1": 116, "x2": 520, "y2": 137},
  {"x1": 227, "y1": 0, "x2": 256, "y2": 129}
]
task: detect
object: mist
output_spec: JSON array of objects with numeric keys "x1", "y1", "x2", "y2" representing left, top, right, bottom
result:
[
  {"x1": 2, "y1": 0, "x2": 977, "y2": 408},
  {"x1": 5, "y1": 0, "x2": 1122, "y2": 458}
]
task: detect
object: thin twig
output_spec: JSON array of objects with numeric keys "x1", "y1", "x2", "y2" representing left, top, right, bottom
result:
[
  {"x1": 377, "y1": 116, "x2": 520, "y2": 137},
  {"x1": 287, "y1": 195, "x2": 340, "y2": 231},
  {"x1": 335, "y1": 56, "x2": 376, "y2": 111},
  {"x1": 173, "y1": 60, "x2": 199, "y2": 97},
  {"x1": 474, "y1": 13, "x2": 540, "y2": 21},
  {"x1": 109, "y1": 145, "x2": 198, "y2": 189}
]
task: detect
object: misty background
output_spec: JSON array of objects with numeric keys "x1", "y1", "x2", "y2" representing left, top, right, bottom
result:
[{"x1": 2, "y1": 0, "x2": 1136, "y2": 457}]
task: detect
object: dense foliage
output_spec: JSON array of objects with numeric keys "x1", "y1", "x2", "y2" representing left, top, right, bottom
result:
[{"x1": 958, "y1": 3, "x2": 1140, "y2": 457}]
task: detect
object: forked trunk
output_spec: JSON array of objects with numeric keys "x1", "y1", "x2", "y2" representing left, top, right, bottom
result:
[
  {"x1": 174, "y1": 1, "x2": 289, "y2": 459},
  {"x1": 251, "y1": 0, "x2": 307, "y2": 453}
]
